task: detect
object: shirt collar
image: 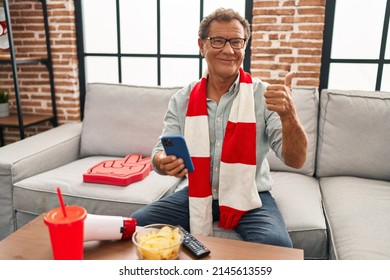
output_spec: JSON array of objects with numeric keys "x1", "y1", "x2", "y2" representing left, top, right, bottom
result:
[
  {"x1": 229, "y1": 72, "x2": 241, "y2": 94},
  {"x1": 205, "y1": 72, "x2": 241, "y2": 101}
]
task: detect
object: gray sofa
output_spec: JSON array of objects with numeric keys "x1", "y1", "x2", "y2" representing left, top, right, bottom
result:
[{"x1": 0, "y1": 83, "x2": 389, "y2": 260}]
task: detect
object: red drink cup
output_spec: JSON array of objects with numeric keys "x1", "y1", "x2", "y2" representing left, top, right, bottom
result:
[{"x1": 44, "y1": 205, "x2": 87, "y2": 260}]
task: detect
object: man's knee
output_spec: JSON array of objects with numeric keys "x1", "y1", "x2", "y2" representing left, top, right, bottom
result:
[
  {"x1": 246, "y1": 231, "x2": 292, "y2": 247},
  {"x1": 239, "y1": 225, "x2": 293, "y2": 248}
]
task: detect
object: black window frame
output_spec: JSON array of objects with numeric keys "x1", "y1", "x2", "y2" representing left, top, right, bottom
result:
[
  {"x1": 320, "y1": 0, "x2": 390, "y2": 92},
  {"x1": 74, "y1": 0, "x2": 253, "y2": 119}
]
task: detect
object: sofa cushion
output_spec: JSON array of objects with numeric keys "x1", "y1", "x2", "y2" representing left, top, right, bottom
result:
[
  {"x1": 317, "y1": 89, "x2": 390, "y2": 180},
  {"x1": 267, "y1": 87, "x2": 319, "y2": 176},
  {"x1": 270, "y1": 171, "x2": 327, "y2": 259},
  {"x1": 320, "y1": 176, "x2": 390, "y2": 259},
  {"x1": 211, "y1": 172, "x2": 327, "y2": 260},
  {"x1": 13, "y1": 156, "x2": 182, "y2": 224},
  {"x1": 80, "y1": 83, "x2": 181, "y2": 158}
]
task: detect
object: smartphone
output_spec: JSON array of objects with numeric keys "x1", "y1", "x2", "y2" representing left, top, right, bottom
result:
[{"x1": 160, "y1": 135, "x2": 194, "y2": 173}]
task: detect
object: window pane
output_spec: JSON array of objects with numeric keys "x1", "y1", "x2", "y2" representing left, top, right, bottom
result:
[
  {"x1": 83, "y1": 0, "x2": 117, "y2": 53},
  {"x1": 160, "y1": 0, "x2": 199, "y2": 54},
  {"x1": 120, "y1": 0, "x2": 157, "y2": 54},
  {"x1": 85, "y1": 56, "x2": 118, "y2": 83},
  {"x1": 161, "y1": 58, "x2": 199, "y2": 87},
  {"x1": 204, "y1": 0, "x2": 245, "y2": 17},
  {"x1": 122, "y1": 57, "x2": 158, "y2": 86},
  {"x1": 331, "y1": 0, "x2": 387, "y2": 59},
  {"x1": 381, "y1": 65, "x2": 390, "y2": 91},
  {"x1": 328, "y1": 63, "x2": 378, "y2": 91}
]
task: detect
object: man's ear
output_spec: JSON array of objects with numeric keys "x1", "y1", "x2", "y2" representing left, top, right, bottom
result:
[{"x1": 198, "y1": 38, "x2": 204, "y2": 56}]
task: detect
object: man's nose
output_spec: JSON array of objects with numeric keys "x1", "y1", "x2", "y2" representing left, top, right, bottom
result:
[{"x1": 221, "y1": 41, "x2": 235, "y2": 53}]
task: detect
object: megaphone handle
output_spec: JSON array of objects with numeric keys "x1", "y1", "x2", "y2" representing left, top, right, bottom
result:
[{"x1": 121, "y1": 217, "x2": 137, "y2": 239}]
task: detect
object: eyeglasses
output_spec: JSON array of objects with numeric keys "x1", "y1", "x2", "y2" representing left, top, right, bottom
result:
[{"x1": 204, "y1": 37, "x2": 246, "y2": 50}]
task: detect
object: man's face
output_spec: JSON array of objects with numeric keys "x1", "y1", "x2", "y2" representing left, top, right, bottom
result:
[{"x1": 199, "y1": 19, "x2": 246, "y2": 80}]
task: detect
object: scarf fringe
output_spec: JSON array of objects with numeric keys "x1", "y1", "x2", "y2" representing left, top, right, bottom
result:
[{"x1": 218, "y1": 206, "x2": 247, "y2": 230}]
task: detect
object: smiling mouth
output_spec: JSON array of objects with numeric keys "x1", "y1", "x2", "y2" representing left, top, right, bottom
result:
[{"x1": 218, "y1": 58, "x2": 235, "y2": 62}]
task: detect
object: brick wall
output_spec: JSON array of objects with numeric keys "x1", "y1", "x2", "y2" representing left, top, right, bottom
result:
[
  {"x1": 251, "y1": 0, "x2": 326, "y2": 86},
  {"x1": 0, "y1": 0, "x2": 79, "y2": 145},
  {"x1": 0, "y1": 0, "x2": 325, "y2": 145}
]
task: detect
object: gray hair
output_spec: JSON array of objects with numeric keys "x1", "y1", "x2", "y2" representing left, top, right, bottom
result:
[{"x1": 198, "y1": 8, "x2": 251, "y2": 40}]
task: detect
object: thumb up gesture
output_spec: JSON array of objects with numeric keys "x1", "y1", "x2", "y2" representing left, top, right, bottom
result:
[{"x1": 264, "y1": 72, "x2": 296, "y2": 121}]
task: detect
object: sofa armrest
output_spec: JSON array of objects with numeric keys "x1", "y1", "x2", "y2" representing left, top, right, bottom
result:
[
  {"x1": 0, "y1": 123, "x2": 82, "y2": 182},
  {"x1": 0, "y1": 123, "x2": 82, "y2": 239}
]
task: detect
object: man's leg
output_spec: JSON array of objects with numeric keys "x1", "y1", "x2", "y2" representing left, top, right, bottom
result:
[
  {"x1": 130, "y1": 187, "x2": 191, "y2": 230},
  {"x1": 234, "y1": 191, "x2": 293, "y2": 247}
]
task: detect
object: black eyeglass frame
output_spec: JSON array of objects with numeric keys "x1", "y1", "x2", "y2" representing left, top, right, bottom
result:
[{"x1": 203, "y1": 37, "x2": 247, "y2": 50}]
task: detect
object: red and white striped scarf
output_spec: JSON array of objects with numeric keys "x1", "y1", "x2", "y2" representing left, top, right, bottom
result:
[{"x1": 185, "y1": 68, "x2": 262, "y2": 235}]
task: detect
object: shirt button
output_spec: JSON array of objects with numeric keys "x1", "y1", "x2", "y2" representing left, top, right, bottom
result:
[
  {"x1": 216, "y1": 117, "x2": 221, "y2": 123},
  {"x1": 215, "y1": 167, "x2": 219, "y2": 172},
  {"x1": 216, "y1": 142, "x2": 220, "y2": 147}
]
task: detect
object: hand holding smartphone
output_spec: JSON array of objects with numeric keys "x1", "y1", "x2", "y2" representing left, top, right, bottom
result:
[{"x1": 161, "y1": 135, "x2": 194, "y2": 173}]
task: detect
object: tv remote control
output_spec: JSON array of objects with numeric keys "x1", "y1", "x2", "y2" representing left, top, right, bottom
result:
[{"x1": 177, "y1": 226, "x2": 211, "y2": 259}]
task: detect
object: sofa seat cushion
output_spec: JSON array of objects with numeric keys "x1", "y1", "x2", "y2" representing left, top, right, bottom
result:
[
  {"x1": 270, "y1": 171, "x2": 327, "y2": 259},
  {"x1": 13, "y1": 156, "x2": 182, "y2": 227},
  {"x1": 210, "y1": 172, "x2": 327, "y2": 260},
  {"x1": 212, "y1": 224, "x2": 241, "y2": 240},
  {"x1": 320, "y1": 176, "x2": 390, "y2": 260}
]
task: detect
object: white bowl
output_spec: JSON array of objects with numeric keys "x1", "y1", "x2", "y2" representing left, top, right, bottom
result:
[{"x1": 132, "y1": 224, "x2": 183, "y2": 260}]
